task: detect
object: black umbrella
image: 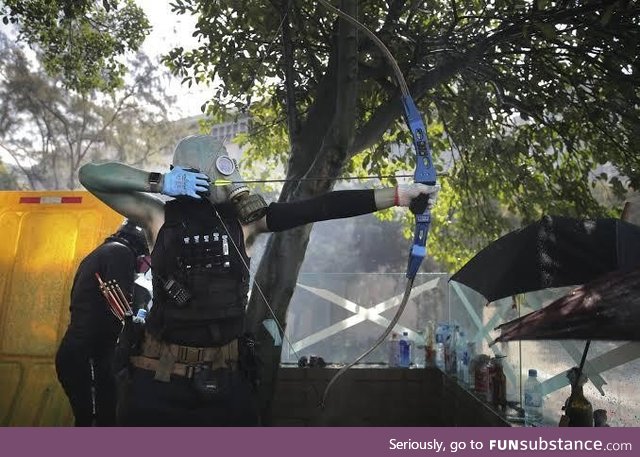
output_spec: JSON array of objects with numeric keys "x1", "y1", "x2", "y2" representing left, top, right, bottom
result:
[
  {"x1": 450, "y1": 215, "x2": 640, "y2": 302},
  {"x1": 493, "y1": 267, "x2": 640, "y2": 343}
]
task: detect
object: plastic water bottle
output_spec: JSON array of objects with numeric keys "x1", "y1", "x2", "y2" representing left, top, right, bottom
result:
[
  {"x1": 444, "y1": 325, "x2": 457, "y2": 375},
  {"x1": 424, "y1": 321, "x2": 436, "y2": 367},
  {"x1": 133, "y1": 308, "x2": 147, "y2": 324},
  {"x1": 456, "y1": 330, "x2": 469, "y2": 384},
  {"x1": 412, "y1": 330, "x2": 426, "y2": 367},
  {"x1": 466, "y1": 341, "x2": 477, "y2": 388},
  {"x1": 524, "y1": 368, "x2": 544, "y2": 426},
  {"x1": 388, "y1": 332, "x2": 400, "y2": 367},
  {"x1": 398, "y1": 332, "x2": 411, "y2": 368},
  {"x1": 435, "y1": 342, "x2": 445, "y2": 371}
]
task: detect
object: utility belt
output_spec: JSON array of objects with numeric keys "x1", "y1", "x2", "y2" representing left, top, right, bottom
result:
[{"x1": 130, "y1": 331, "x2": 238, "y2": 382}]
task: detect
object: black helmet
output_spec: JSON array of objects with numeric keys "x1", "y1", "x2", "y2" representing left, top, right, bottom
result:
[{"x1": 108, "y1": 219, "x2": 149, "y2": 257}]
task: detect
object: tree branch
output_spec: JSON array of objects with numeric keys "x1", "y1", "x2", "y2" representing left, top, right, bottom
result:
[
  {"x1": 349, "y1": 53, "x2": 468, "y2": 156},
  {"x1": 280, "y1": 0, "x2": 300, "y2": 142}
]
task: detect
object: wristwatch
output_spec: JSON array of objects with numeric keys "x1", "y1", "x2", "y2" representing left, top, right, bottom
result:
[{"x1": 148, "y1": 172, "x2": 163, "y2": 193}]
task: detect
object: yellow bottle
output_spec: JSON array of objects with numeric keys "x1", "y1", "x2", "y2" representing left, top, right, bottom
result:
[{"x1": 564, "y1": 367, "x2": 593, "y2": 427}]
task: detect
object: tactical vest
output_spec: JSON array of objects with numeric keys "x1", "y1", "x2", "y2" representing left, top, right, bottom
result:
[{"x1": 146, "y1": 199, "x2": 250, "y2": 346}]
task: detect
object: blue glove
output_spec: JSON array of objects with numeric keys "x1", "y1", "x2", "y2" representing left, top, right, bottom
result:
[{"x1": 161, "y1": 166, "x2": 210, "y2": 199}]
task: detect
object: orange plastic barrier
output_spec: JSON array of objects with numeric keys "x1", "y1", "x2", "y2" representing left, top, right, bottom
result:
[{"x1": 0, "y1": 191, "x2": 123, "y2": 426}]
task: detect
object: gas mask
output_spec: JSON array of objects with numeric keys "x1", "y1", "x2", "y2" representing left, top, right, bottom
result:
[{"x1": 171, "y1": 135, "x2": 267, "y2": 224}]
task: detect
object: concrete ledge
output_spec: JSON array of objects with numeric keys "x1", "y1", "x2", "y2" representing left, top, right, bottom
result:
[{"x1": 271, "y1": 367, "x2": 511, "y2": 427}]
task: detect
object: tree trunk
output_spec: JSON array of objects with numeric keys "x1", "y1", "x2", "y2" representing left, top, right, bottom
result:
[{"x1": 246, "y1": 0, "x2": 360, "y2": 424}]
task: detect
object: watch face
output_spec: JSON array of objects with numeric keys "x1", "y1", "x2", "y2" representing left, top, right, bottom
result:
[{"x1": 215, "y1": 156, "x2": 236, "y2": 176}]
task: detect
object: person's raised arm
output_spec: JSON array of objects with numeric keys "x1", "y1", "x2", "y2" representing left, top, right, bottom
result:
[
  {"x1": 80, "y1": 162, "x2": 163, "y2": 193},
  {"x1": 79, "y1": 162, "x2": 209, "y2": 248}
]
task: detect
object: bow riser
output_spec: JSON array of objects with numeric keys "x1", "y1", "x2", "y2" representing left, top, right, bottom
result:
[{"x1": 401, "y1": 96, "x2": 437, "y2": 279}]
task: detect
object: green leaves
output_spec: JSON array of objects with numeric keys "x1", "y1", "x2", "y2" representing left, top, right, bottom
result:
[
  {"x1": 534, "y1": 21, "x2": 557, "y2": 41},
  {"x1": 3, "y1": 0, "x2": 150, "y2": 93},
  {"x1": 166, "y1": 0, "x2": 638, "y2": 271},
  {"x1": 6, "y1": 0, "x2": 631, "y2": 272},
  {"x1": 1, "y1": 35, "x2": 177, "y2": 190}
]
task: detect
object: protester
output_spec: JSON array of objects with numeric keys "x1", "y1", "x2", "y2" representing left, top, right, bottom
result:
[
  {"x1": 78, "y1": 134, "x2": 439, "y2": 425},
  {"x1": 55, "y1": 221, "x2": 149, "y2": 426}
]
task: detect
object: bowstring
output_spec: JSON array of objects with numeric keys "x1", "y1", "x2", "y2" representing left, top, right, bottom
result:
[
  {"x1": 313, "y1": 0, "x2": 425, "y2": 407},
  {"x1": 211, "y1": 205, "x2": 324, "y2": 405}
]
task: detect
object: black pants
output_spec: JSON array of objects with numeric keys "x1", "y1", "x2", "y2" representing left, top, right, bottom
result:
[
  {"x1": 55, "y1": 335, "x2": 116, "y2": 426},
  {"x1": 117, "y1": 367, "x2": 259, "y2": 426}
]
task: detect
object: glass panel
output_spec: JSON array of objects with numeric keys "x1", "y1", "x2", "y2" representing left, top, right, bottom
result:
[
  {"x1": 281, "y1": 273, "x2": 449, "y2": 365},
  {"x1": 282, "y1": 273, "x2": 640, "y2": 426}
]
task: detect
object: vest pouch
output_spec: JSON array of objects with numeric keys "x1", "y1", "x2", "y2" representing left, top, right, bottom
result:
[
  {"x1": 165, "y1": 271, "x2": 245, "y2": 321},
  {"x1": 186, "y1": 268, "x2": 235, "y2": 296},
  {"x1": 192, "y1": 364, "x2": 233, "y2": 402},
  {"x1": 162, "y1": 276, "x2": 192, "y2": 308}
]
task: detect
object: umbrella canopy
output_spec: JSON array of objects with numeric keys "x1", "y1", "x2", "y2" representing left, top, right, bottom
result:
[
  {"x1": 493, "y1": 267, "x2": 640, "y2": 343},
  {"x1": 450, "y1": 215, "x2": 640, "y2": 302}
]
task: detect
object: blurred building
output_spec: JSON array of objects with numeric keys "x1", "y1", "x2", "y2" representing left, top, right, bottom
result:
[{"x1": 209, "y1": 114, "x2": 250, "y2": 162}]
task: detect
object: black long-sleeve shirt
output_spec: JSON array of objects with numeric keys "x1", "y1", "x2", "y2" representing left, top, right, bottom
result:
[{"x1": 55, "y1": 240, "x2": 137, "y2": 426}]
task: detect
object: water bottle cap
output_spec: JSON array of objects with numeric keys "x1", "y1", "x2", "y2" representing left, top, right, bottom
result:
[
  {"x1": 529, "y1": 369, "x2": 538, "y2": 377},
  {"x1": 136, "y1": 308, "x2": 148, "y2": 318}
]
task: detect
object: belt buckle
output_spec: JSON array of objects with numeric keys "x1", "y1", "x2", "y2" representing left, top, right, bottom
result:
[{"x1": 178, "y1": 346, "x2": 204, "y2": 364}]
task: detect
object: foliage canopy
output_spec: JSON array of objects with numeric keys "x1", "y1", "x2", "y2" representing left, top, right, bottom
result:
[
  {"x1": 1, "y1": 0, "x2": 150, "y2": 92},
  {"x1": 164, "y1": 0, "x2": 639, "y2": 270},
  {"x1": 0, "y1": 32, "x2": 180, "y2": 190}
]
